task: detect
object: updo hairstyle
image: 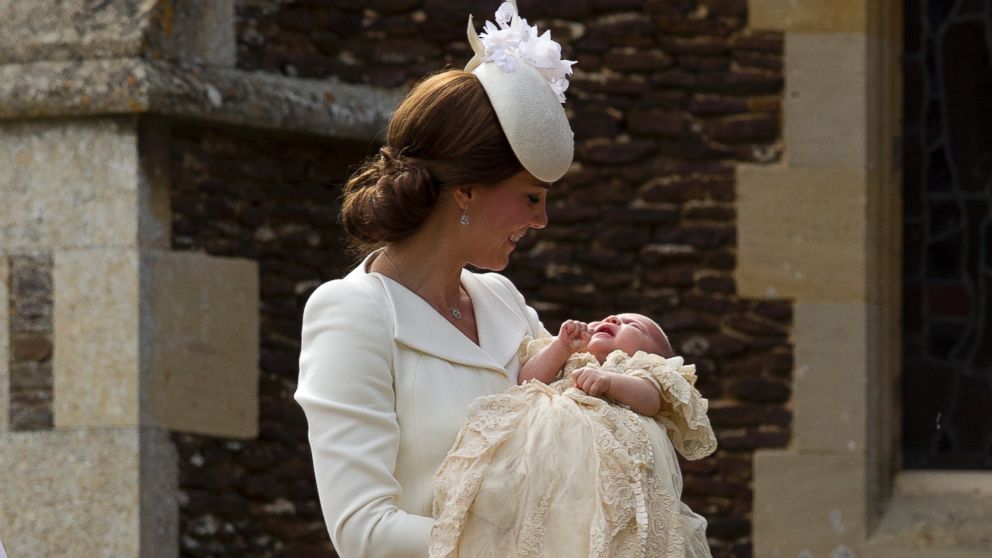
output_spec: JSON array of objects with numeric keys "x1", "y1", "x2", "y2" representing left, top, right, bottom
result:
[{"x1": 340, "y1": 70, "x2": 523, "y2": 251}]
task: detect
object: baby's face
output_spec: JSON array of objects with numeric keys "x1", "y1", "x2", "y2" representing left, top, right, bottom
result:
[{"x1": 586, "y1": 313, "x2": 670, "y2": 362}]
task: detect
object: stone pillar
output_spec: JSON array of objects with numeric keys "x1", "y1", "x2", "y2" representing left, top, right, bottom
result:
[
  {"x1": 0, "y1": 3, "x2": 259, "y2": 556},
  {"x1": 738, "y1": 0, "x2": 905, "y2": 556}
]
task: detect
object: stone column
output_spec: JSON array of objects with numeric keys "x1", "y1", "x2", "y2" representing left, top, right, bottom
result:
[
  {"x1": 738, "y1": 0, "x2": 905, "y2": 556},
  {"x1": 0, "y1": 3, "x2": 258, "y2": 556}
]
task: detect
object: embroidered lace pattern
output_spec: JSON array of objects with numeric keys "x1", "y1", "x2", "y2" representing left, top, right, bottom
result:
[{"x1": 429, "y1": 336, "x2": 716, "y2": 557}]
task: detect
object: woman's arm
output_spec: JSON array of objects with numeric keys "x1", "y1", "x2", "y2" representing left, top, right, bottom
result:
[{"x1": 295, "y1": 279, "x2": 432, "y2": 558}]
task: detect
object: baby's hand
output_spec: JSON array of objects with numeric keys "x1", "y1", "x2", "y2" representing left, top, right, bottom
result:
[
  {"x1": 556, "y1": 320, "x2": 590, "y2": 354},
  {"x1": 571, "y1": 367, "x2": 613, "y2": 397}
]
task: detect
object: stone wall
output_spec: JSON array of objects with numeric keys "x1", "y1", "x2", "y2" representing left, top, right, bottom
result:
[
  {"x1": 163, "y1": 1, "x2": 788, "y2": 557},
  {"x1": 167, "y1": 122, "x2": 368, "y2": 557},
  {"x1": 6, "y1": 255, "x2": 54, "y2": 431}
]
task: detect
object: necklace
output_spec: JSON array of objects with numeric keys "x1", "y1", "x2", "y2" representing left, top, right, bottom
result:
[{"x1": 380, "y1": 249, "x2": 464, "y2": 320}]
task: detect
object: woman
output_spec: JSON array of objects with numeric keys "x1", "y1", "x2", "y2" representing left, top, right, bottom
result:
[{"x1": 295, "y1": 3, "x2": 576, "y2": 556}]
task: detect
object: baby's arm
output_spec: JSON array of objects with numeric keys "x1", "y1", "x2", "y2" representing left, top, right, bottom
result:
[
  {"x1": 572, "y1": 368, "x2": 662, "y2": 417},
  {"x1": 518, "y1": 320, "x2": 590, "y2": 385}
]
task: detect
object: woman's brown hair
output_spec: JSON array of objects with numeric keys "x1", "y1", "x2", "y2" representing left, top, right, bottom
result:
[{"x1": 340, "y1": 70, "x2": 522, "y2": 252}]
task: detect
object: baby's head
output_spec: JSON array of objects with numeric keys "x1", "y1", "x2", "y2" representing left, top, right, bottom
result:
[{"x1": 586, "y1": 313, "x2": 673, "y2": 363}]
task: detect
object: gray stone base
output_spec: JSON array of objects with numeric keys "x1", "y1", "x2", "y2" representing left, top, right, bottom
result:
[{"x1": 0, "y1": 428, "x2": 177, "y2": 558}]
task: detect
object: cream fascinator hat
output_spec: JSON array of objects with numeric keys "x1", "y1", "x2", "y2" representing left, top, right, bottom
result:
[{"x1": 464, "y1": 1, "x2": 576, "y2": 183}]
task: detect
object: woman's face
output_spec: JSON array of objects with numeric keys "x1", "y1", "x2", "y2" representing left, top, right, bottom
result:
[{"x1": 463, "y1": 170, "x2": 549, "y2": 271}]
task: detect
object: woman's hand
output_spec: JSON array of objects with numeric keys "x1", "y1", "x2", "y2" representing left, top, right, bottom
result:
[
  {"x1": 555, "y1": 320, "x2": 590, "y2": 354},
  {"x1": 571, "y1": 366, "x2": 613, "y2": 397}
]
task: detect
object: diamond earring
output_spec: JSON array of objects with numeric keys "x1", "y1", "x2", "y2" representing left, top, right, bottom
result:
[{"x1": 459, "y1": 210, "x2": 470, "y2": 226}]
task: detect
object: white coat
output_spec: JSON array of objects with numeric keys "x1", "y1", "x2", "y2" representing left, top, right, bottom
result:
[{"x1": 295, "y1": 251, "x2": 547, "y2": 558}]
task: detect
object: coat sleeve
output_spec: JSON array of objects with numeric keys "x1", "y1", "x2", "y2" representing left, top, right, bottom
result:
[{"x1": 295, "y1": 279, "x2": 433, "y2": 558}]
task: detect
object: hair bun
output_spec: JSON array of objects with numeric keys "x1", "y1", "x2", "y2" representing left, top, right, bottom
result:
[{"x1": 340, "y1": 144, "x2": 439, "y2": 247}]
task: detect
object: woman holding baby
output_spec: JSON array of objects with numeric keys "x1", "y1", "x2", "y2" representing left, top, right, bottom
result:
[{"x1": 294, "y1": 2, "x2": 715, "y2": 557}]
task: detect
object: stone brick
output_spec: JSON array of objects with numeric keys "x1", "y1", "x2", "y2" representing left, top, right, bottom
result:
[
  {"x1": 728, "y1": 377, "x2": 791, "y2": 403},
  {"x1": 592, "y1": 271, "x2": 633, "y2": 289},
  {"x1": 579, "y1": 138, "x2": 658, "y2": 165},
  {"x1": 644, "y1": 267, "x2": 696, "y2": 287},
  {"x1": 570, "y1": 108, "x2": 622, "y2": 140},
  {"x1": 639, "y1": 244, "x2": 700, "y2": 266},
  {"x1": 642, "y1": 175, "x2": 707, "y2": 203},
  {"x1": 583, "y1": 12, "x2": 656, "y2": 45},
  {"x1": 598, "y1": 225, "x2": 652, "y2": 251},
  {"x1": 680, "y1": 333, "x2": 746, "y2": 357},
  {"x1": 660, "y1": 35, "x2": 729, "y2": 56},
  {"x1": 700, "y1": 0, "x2": 747, "y2": 17},
  {"x1": 648, "y1": 68, "x2": 697, "y2": 88},
  {"x1": 372, "y1": 39, "x2": 441, "y2": 65},
  {"x1": 576, "y1": 249, "x2": 636, "y2": 269},
  {"x1": 725, "y1": 314, "x2": 789, "y2": 338},
  {"x1": 654, "y1": 16, "x2": 738, "y2": 37},
  {"x1": 729, "y1": 31, "x2": 783, "y2": 53},
  {"x1": 11, "y1": 334, "x2": 52, "y2": 361},
  {"x1": 725, "y1": 351, "x2": 793, "y2": 377},
  {"x1": 751, "y1": 300, "x2": 792, "y2": 321},
  {"x1": 655, "y1": 225, "x2": 734, "y2": 249},
  {"x1": 682, "y1": 292, "x2": 742, "y2": 313},
  {"x1": 659, "y1": 308, "x2": 720, "y2": 331},
  {"x1": 708, "y1": 401, "x2": 768, "y2": 426},
  {"x1": 717, "y1": 427, "x2": 789, "y2": 451},
  {"x1": 592, "y1": 0, "x2": 647, "y2": 11},
  {"x1": 697, "y1": 68, "x2": 783, "y2": 95},
  {"x1": 706, "y1": 517, "x2": 751, "y2": 539},
  {"x1": 706, "y1": 114, "x2": 780, "y2": 143},
  {"x1": 680, "y1": 455, "x2": 719, "y2": 475},
  {"x1": 644, "y1": 0, "x2": 697, "y2": 17},
  {"x1": 367, "y1": 0, "x2": 423, "y2": 14},
  {"x1": 685, "y1": 201, "x2": 736, "y2": 221},
  {"x1": 605, "y1": 207, "x2": 680, "y2": 225},
  {"x1": 684, "y1": 477, "x2": 750, "y2": 497},
  {"x1": 604, "y1": 48, "x2": 674, "y2": 73},
  {"x1": 733, "y1": 50, "x2": 783, "y2": 71},
  {"x1": 687, "y1": 94, "x2": 750, "y2": 115},
  {"x1": 628, "y1": 109, "x2": 693, "y2": 139}
]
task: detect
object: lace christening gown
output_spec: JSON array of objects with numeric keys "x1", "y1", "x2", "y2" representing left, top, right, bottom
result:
[{"x1": 429, "y1": 336, "x2": 717, "y2": 558}]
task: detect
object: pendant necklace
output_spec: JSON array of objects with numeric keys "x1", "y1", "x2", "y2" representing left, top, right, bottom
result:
[{"x1": 380, "y1": 249, "x2": 464, "y2": 320}]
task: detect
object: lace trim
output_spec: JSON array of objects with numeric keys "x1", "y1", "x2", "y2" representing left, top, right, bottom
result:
[
  {"x1": 518, "y1": 337, "x2": 718, "y2": 460},
  {"x1": 430, "y1": 378, "x2": 703, "y2": 557}
]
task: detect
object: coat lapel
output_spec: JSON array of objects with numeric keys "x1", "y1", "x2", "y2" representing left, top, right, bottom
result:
[{"x1": 348, "y1": 252, "x2": 526, "y2": 376}]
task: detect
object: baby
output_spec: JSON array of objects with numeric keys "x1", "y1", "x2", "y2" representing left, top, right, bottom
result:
[
  {"x1": 430, "y1": 311, "x2": 716, "y2": 557},
  {"x1": 518, "y1": 313, "x2": 675, "y2": 417}
]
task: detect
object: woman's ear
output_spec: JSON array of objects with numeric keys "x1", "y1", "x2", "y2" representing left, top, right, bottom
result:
[{"x1": 452, "y1": 184, "x2": 475, "y2": 211}]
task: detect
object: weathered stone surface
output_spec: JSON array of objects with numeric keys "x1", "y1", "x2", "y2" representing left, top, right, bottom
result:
[
  {"x1": 628, "y1": 109, "x2": 694, "y2": 138},
  {"x1": 640, "y1": 243, "x2": 701, "y2": 266},
  {"x1": 570, "y1": 108, "x2": 622, "y2": 140},
  {"x1": 0, "y1": 58, "x2": 403, "y2": 141},
  {"x1": 604, "y1": 48, "x2": 674, "y2": 72},
  {"x1": 0, "y1": 119, "x2": 145, "y2": 253},
  {"x1": 0, "y1": 428, "x2": 177, "y2": 558},
  {"x1": 0, "y1": 1, "x2": 235, "y2": 67},
  {"x1": 53, "y1": 249, "x2": 141, "y2": 427},
  {"x1": 579, "y1": 138, "x2": 658, "y2": 164},
  {"x1": 707, "y1": 114, "x2": 780, "y2": 143},
  {"x1": 718, "y1": 427, "x2": 790, "y2": 451},
  {"x1": 7, "y1": 256, "x2": 54, "y2": 431},
  {"x1": 728, "y1": 377, "x2": 791, "y2": 403},
  {"x1": 144, "y1": 251, "x2": 259, "y2": 438},
  {"x1": 0, "y1": 258, "x2": 8, "y2": 431}
]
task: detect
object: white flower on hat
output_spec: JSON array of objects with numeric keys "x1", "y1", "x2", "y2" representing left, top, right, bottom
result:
[{"x1": 477, "y1": 2, "x2": 576, "y2": 103}]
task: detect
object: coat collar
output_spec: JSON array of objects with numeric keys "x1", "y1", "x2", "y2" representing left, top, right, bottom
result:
[{"x1": 347, "y1": 251, "x2": 528, "y2": 376}]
